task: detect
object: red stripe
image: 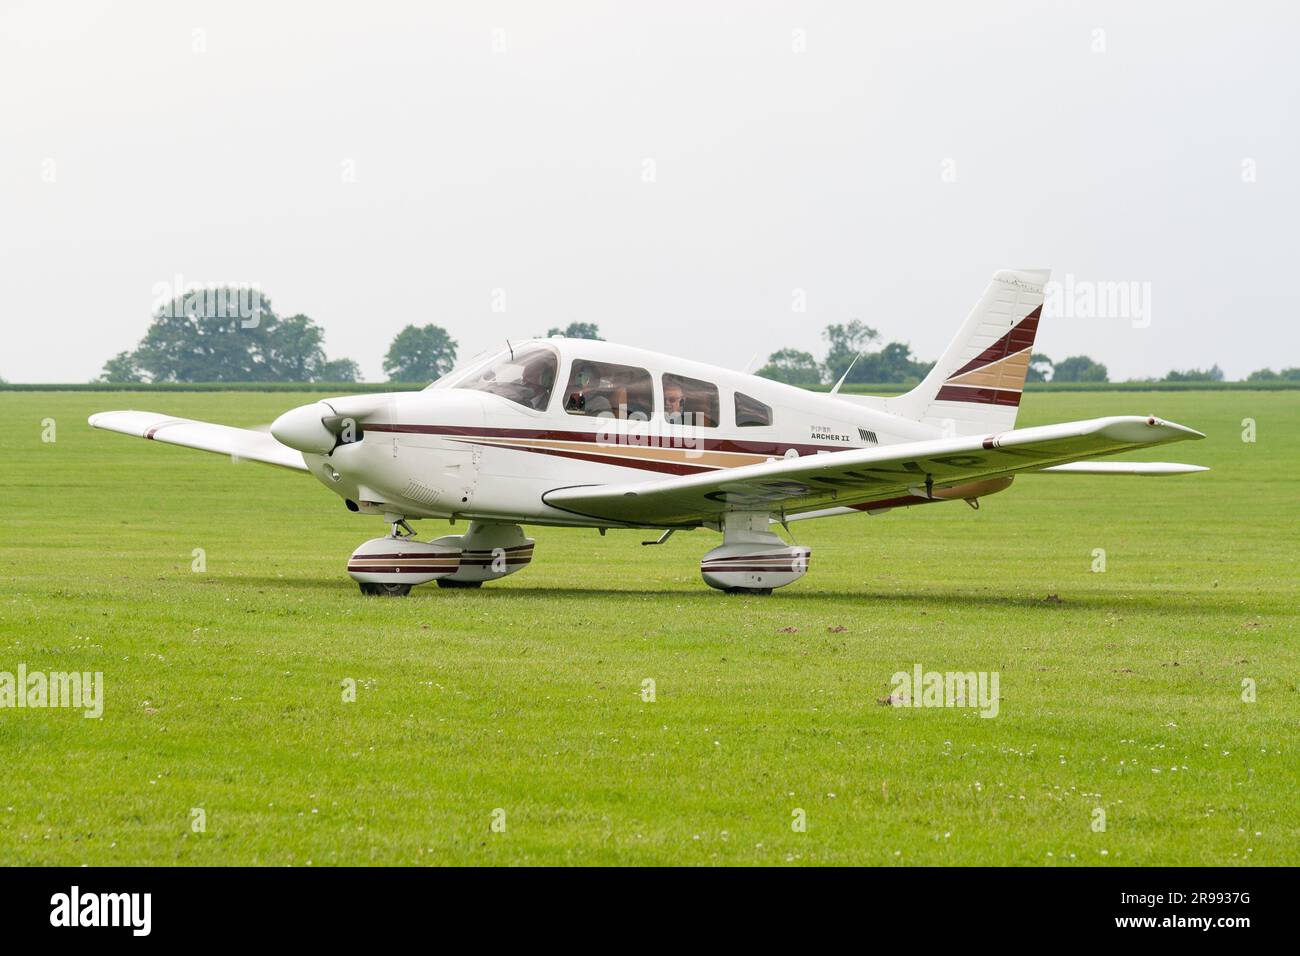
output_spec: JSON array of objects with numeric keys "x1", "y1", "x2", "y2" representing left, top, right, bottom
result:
[
  {"x1": 363, "y1": 423, "x2": 853, "y2": 458},
  {"x1": 705, "y1": 552, "x2": 809, "y2": 562},
  {"x1": 701, "y1": 564, "x2": 808, "y2": 573},
  {"x1": 934, "y1": 384, "x2": 1023, "y2": 407},
  {"x1": 948, "y1": 306, "x2": 1041, "y2": 378},
  {"x1": 347, "y1": 565, "x2": 455, "y2": 573},
  {"x1": 351, "y1": 553, "x2": 459, "y2": 560}
]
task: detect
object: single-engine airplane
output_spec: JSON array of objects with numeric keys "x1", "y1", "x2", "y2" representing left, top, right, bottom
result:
[{"x1": 90, "y1": 269, "x2": 1206, "y2": 595}]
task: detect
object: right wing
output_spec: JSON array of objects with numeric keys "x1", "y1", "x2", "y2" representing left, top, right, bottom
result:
[
  {"x1": 88, "y1": 410, "x2": 308, "y2": 471},
  {"x1": 542, "y1": 415, "x2": 1205, "y2": 526}
]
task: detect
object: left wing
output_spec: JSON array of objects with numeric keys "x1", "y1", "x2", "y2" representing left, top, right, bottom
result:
[
  {"x1": 542, "y1": 415, "x2": 1204, "y2": 526},
  {"x1": 1031, "y1": 461, "x2": 1207, "y2": 476},
  {"x1": 88, "y1": 410, "x2": 308, "y2": 471}
]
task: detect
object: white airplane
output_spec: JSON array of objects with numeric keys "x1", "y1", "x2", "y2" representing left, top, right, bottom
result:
[{"x1": 90, "y1": 269, "x2": 1206, "y2": 596}]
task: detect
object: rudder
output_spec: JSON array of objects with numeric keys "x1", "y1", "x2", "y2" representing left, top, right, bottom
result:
[{"x1": 886, "y1": 268, "x2": 1049, "y2": 436}]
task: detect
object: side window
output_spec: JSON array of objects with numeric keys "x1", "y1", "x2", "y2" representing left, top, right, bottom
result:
[
  {"x1": 564, "y1": 360, "x2": 653, "y2": 420},
  {"x1": 663, "y1": 373, "x2": 719, "y2": 428},
  {"x1": 734, "y1": 392, "x2": 772, "y2": 427}
]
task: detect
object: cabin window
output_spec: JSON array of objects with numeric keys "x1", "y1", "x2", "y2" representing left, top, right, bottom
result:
[
  {"x1": 734, "y1": 392, "x2": 772, "y2": 427},
  {"x1": 452, "y1": 344, "x2": 558, "y2": 411},
  {"x1": 564, "y1": 360, "x2": 654, "y2": 420},
  {"x1": 662, "y1": 373, "x2": 719, "y2": 428}
]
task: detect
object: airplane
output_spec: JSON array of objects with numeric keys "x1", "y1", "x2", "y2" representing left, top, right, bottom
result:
[{"x1": 89, "y1": 268, "x2": 1207, "y2": 596}]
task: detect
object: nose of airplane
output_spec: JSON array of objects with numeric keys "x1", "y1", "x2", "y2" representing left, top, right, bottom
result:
[{"x1": 270, "y1": 401, "x2": 337, "y2": 455}]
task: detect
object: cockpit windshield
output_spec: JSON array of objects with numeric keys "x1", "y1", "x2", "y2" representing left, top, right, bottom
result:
[{"x1": 450, "y1": 344, "x2": 559, "y2": 411}]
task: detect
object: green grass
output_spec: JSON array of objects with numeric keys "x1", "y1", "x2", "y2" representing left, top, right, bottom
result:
[{"x1": 0, "y1": 390, "x2": 1295, "y2": 866}]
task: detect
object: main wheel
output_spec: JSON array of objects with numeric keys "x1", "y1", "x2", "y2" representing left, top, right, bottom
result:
[
  {"x1": 359, "y1": 581, "x2": 412, "y2": 597},
  {"x1": 723, "y1": 586, "x2": 773, "y2": 596},
  {"x1": 437, "y1": 578, "x2": 483, "y2": 589}
]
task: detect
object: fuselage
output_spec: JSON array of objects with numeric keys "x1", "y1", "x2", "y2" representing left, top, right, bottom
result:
[{"x1": 284, "y1": 337, "x2": 947, "y2": 528}]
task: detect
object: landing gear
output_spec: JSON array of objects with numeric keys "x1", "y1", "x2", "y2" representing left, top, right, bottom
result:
[
  {"x1": 428, "y1": 521, "x2": 535, "y2": 586},
  {"x1": 346, "y1": 528, "x2": 461, "y2": 593},
  {"x1": 358, "y1": 581, "x2": 412, "y2": 597},
  {"x1": 700, "y1": 513, "x2": 810, "y2": 594},
  {"x1": 346, "y1": 520, "x2": 535, "y2": 596}
]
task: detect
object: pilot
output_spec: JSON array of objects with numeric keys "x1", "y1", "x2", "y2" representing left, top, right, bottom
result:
[
  {"x1": 519, "y1": 359, "x2": 555, "y2": 411},
  {"x1": 664, "y1": 382, "x2": 686, "y2": 424}
]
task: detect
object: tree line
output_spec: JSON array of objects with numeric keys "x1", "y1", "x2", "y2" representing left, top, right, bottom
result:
[
  {"x1": 88, "y1": 286, "x2": 1293, "y2": 385},
  {"x1": 96, "y1": 287, "x2": 604, "y2": 384},
  {"x1": 755, "y1": 323, "x2": 1115, "y2": 385},
  {"x1": 755, "y1": 326, "x2": 1296, "y2": 386}
]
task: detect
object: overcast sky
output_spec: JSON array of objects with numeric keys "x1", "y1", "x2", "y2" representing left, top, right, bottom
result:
[{"x1": 2, "y1": 0, "x2": 1296, "y2": 383}]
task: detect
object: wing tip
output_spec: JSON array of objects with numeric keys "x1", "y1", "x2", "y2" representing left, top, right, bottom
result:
[{"x1": 1145, "y1": 416, "x2": 1205, "y2": 440}]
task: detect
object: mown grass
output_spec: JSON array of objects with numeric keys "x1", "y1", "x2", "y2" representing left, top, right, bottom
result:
[{"x1": 0, "y1": 390, "x2": 1295, "y2": 865}]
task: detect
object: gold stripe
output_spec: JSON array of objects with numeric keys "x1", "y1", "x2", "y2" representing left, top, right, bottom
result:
[
  {"x1": 467, "y1": 436, "x2": 770, "y2": 470},
  {"x1": 946, "y1": 347, "x2": 1032, "y2": 390}
]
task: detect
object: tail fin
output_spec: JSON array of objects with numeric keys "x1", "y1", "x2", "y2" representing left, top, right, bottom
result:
[{"x1": 887, "y1": 268, "x2": 1048, "y2": 436}]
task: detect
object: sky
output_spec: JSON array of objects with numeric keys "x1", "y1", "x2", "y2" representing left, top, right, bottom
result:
[{"x1": 1, "y1": 0, "x2": 1297, "y2": 383}]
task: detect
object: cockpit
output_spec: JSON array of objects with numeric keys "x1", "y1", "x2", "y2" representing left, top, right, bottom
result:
[
  {"x1": 431, "y1": 340, "x2": 775, "y2": 429},
  {"x1": 441, "y1": 343, "x2": 559, "y2": 411}
]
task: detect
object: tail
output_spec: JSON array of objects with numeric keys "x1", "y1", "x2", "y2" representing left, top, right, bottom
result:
[{"x1": 886, "y1": 268, "x2": 1049, "y2": 436}]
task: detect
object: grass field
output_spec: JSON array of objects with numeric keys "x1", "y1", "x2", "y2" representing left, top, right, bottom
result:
[{"x1": 0, "y1": 389, "x2": 1295, "y2": 866}]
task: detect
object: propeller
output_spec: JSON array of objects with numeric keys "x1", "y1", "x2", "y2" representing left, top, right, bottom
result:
[{"x1": 271, "y1": 396, "x2": 385, "y2": 455}]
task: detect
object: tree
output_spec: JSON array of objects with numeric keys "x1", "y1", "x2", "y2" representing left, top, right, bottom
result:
[
  {"x1": 98, "y1": 351, "x2": 146, "y2": 383},
  {"x1": 1026, "y1": 352, "x2": 1054, "y2": 383},
  {"x1": 263, "y1": 313, "x2": 326, "y2": 381},
  {"x1": 545, "y1": 322, "x2": 603, "y2": 340},
  {"x1": 852, "y1": 341, "x2": 932, "y2": 383},
  {"x1": 822, "y1": 321, "x2": 879, "y2": 384},
  {"x1": 104, "y1": 289, "x2": 359, "y2": 383},
  {"x1": 1247, "y1": 367, "x2": 1300, "y2": 381},
  {"x1": 384, "y1": 324, "x2": 458, "y2": 382},
  {"x1": 133, "y1": 290, "x2": 270, "y2": 382},
  {"x1": 1051, "y1": 355, "x2": 1109, "y2": 382},
  {"x1": 1165, "y1": 365, "x2": 1224, "y2": 382},
  {"x1": 757, "y1": 348, "x2": 823, "y2": 386},
  {"x1": 315, "y1": 358, "x2": 363, "y2": 382}
]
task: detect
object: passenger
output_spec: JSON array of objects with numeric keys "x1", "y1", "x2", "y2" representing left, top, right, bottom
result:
[
  {"x1": 664, "y1": 381, "x2": 686, "y2": 424},
  {"x1": 568, "y1": 365, "x2": 613, "y2": 416}
]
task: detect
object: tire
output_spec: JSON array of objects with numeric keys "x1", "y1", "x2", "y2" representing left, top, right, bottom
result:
[
  {"x1": 437, "y1": 578, "x2": 483, "y2": 589},
  {"x1": 358, "y1": 581, "x2": 412, "y2": 597},
  {"x1": 723, "y1": 586, "x2": 773, "y2": 596}
]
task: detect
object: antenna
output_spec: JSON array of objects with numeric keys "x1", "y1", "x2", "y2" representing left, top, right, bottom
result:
[
  {"x1": 829, "y1": 352, "x2": 861, "y2": 395},
  {"x1": 506, "y1": 338, "x2": 514, "y2": 361}
]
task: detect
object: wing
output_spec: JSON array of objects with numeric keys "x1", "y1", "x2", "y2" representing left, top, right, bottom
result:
[
  {"x1": 541, "y1": 415, "x2": 1204, "y2": 526},
  {"x1": 88, "y1": 410, "x2": 308, "y2": 472}
]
